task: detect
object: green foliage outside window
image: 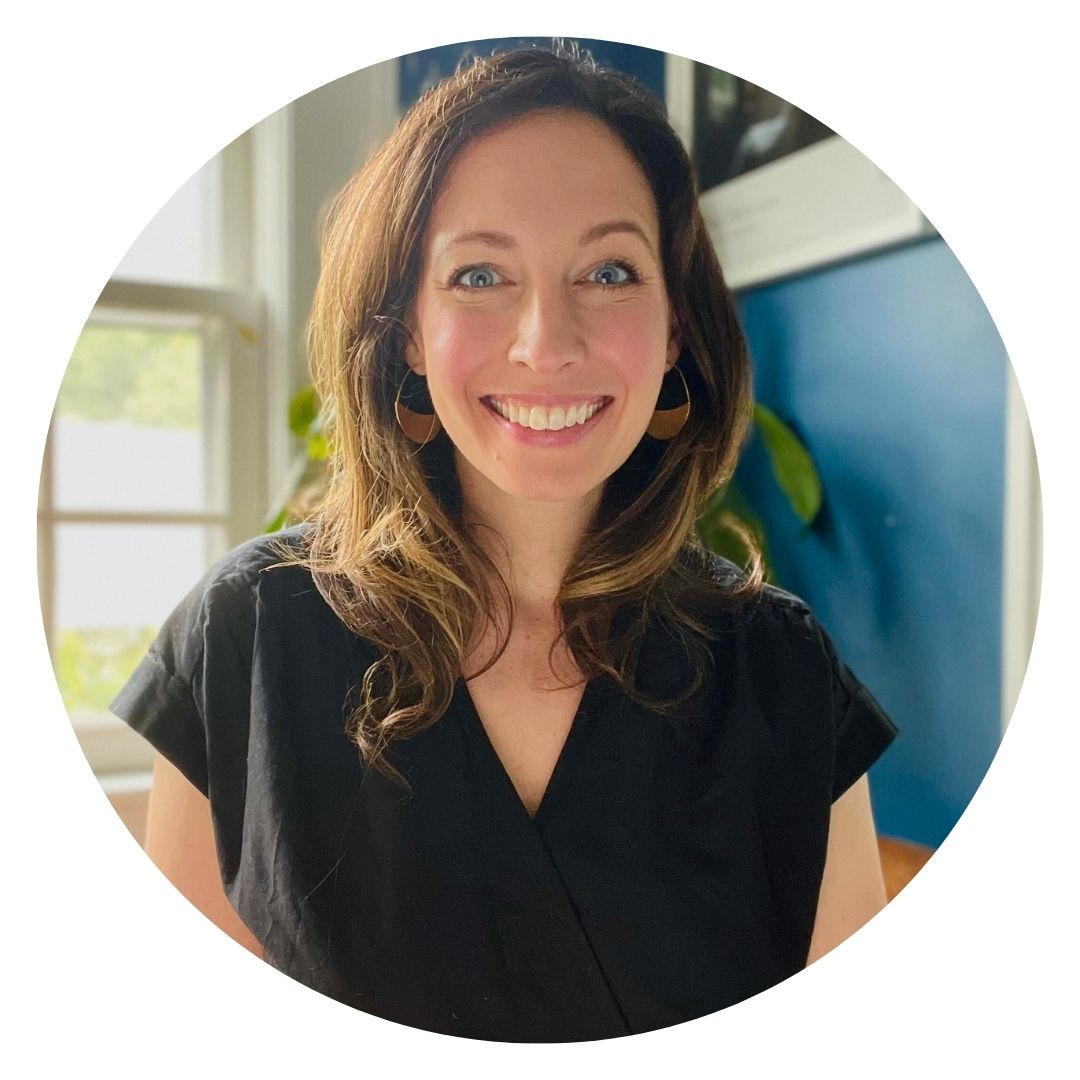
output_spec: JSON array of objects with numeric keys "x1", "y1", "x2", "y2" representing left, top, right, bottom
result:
[
  {"x1": 53, "y1": 627, "x2": 158, "y2": 716},
  {"x1": 59, "y1": 325, "x2": 202, "y2": 429}
]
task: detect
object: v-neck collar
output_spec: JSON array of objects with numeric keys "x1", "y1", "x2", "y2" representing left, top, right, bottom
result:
[{"x1": 454, "y1": 675, "x2": 600, "y2": 828}]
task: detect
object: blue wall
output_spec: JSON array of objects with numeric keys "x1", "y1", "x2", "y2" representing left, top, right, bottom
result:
[{"x1": 735, "y1": 239, "x2": 1007, "y2": 847}]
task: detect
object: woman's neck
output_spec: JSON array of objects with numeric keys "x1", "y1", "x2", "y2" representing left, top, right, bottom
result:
[{"x1": 455, "y1": 453, "x2": 600, "y2": 612}]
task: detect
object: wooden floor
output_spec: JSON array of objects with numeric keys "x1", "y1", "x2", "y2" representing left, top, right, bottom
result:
[{"x1": 878, "y1": 835, "x2": 935, "y2": 899}]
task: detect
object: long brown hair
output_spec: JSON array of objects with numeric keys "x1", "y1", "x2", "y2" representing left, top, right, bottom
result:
[{"x1": 289, "y1": 43, "x2": 761, "y2": 781}]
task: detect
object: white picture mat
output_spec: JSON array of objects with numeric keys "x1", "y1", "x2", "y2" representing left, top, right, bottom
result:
[{"x1": 700, "y1": 134, "x2": 930, "y2": 289}]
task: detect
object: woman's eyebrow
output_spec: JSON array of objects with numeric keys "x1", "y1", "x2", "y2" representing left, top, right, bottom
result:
[
  {"x1": 434, "y1": 219, "x2": 656, "y2": 259},
  {"x1": 578, "y1": 219, "x2": 656, "y2": 255},
  {"x1": 440, "y1": 229, "x2": 518, "y2": 253}
]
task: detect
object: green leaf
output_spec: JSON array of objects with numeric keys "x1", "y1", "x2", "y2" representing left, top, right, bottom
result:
[
  {"x1": 698, "y1": 480, "x2": 730, "y2": 524},
  {"x1": 307, "y1": 432, "x2": 330, "y2": 462},
  {"x1": 752, "y1": 402, "x2": 822, "y2": 526},
  {"x1": 697, "y1": 479, "x2": 776, "y2": 582},
  {"x1": 712, "y1": 480, "x2": 767, "y2": 547},
  {"x1": 288, "y1": 385, "x2": 321, "y2": 439},
  {"x1": 263, "y1": 506, "x2": 290, "y2": 534}
]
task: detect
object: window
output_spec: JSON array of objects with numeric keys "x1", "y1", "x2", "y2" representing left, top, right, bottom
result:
[
  {"x1": 39, "y1": 280, "x2": 267, "y2": 776},
  {"x1": 37, "y1": 57, "x2": 400, "y2": 785}
]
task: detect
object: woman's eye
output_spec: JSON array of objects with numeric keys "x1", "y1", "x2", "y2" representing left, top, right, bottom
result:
[
  {"x1": 452, "y1": 265, "x2": 504, "y2": 289},
  {"x1": 589, "y1": 261, "x2": 635, "y2": 287}
]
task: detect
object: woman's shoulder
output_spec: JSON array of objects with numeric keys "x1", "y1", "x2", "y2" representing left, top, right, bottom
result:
[
  {"x1": 698, "y1": 550, "x2": 899, "y2": 798},
  {"x1": 699, "y1": 550, "x2": 820, "y2": 636},
  {"x1": 654, "y1": 548, "x2": 836, "y2": 703},
  {"x1": 168, "y1": 525, "x2": 318, "y2": 629},
  {"x1": 694, "y1": 552, "x2": 861, "y2": 713},
  {"x1": 198, "y1": 524, "x2": 313, "y2": 594},
  {"x1": 130, "y1": 527, "x2": 317, "y2": 676}
]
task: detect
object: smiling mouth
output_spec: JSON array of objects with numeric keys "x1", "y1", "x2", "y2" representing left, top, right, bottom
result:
[{"x1": 482, "y1": 396, "x2": 612, "y2": 432}]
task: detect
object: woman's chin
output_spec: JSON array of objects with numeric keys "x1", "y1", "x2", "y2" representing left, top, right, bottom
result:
[
  {"x1": 493, "y1": 477, "x2": 602, "y2": 507},
  {"x1": 451, "y1": 445, "x2": 611, "y2": 512},
  {"x1": 477, "y1": 469, "x2": 606, "y2": 511}
]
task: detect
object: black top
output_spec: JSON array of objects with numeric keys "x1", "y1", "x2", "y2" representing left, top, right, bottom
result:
[{"x1": 111, "y1": 527, "x2": 897, "y2": 1042}]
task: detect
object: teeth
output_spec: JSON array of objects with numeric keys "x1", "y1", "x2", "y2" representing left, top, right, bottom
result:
[{"x1": 489, "y1": 398, "x2": 605, "y2": 430}]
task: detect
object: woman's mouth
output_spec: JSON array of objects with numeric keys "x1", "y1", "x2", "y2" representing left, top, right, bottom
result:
[{"x1": 481, "y1": 395, "x2": 612, "y2": 432}]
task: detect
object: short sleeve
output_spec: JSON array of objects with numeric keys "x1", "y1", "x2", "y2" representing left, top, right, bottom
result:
[
  {"x1": 811, "y1": 613, "x2": 899, "y2": 802},
  {"x1": 741, "y1": 575, "x2": 900, "y2": 805},
  {"x1": 109, "y1": 539, "x2": 267, "y2": 798}
]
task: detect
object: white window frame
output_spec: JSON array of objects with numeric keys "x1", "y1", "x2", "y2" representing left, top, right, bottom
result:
[{"x1": 1002, "y1": 363, "x2": 1042, "y2": 732}]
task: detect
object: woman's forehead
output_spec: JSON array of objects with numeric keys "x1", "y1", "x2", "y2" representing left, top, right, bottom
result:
[{"x1": 425, "y1": 110, "x2": 660, "y2": 253}]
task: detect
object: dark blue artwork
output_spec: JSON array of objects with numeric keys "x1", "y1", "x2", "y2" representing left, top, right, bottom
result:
[{"x1": 399, "y1": 38, "x2": 667, "y2": 111}]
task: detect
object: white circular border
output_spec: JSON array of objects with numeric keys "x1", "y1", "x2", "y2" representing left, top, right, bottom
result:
[{"x1": 5, "y1": 1, "x2": 1076, "y2": 1074}]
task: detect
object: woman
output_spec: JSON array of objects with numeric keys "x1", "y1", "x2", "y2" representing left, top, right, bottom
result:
[{"x1": 113, "y1": 44, "x2": 897, "y2": 1041}]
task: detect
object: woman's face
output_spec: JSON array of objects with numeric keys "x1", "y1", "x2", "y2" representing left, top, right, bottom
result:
[{"x1": 408, "y1": 109, "x2": 680, "y2": 508}]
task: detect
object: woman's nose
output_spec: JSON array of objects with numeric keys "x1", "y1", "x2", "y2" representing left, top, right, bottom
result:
[{"x1": 507, "y1": 286, "x2": 586, "y2": 374}]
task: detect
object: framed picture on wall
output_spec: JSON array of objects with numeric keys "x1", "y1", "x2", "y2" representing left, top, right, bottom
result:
[{"x1": 682, "y1": 62, "x2": 933, "y2": 290}]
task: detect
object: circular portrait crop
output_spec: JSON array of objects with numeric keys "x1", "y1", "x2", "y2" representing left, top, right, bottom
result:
[{"x1": 38, "y1": 36, "x2": 1039, "y2": 1041}]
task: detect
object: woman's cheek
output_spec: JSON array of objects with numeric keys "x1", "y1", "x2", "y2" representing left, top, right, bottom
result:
[
  {"x1": 422, "y1": 323, "x2": 500, "y2": 436},
  {"x1": 601, "y1": 315, "x2": 669, "y2": 387},
  {"x1": 433, "y1": 311, "x2": 503, "y2": 373}
]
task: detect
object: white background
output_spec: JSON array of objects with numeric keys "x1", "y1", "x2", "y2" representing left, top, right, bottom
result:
[{"x1": 4, "y1": 1, "x2": 1076, "y2": 1074}]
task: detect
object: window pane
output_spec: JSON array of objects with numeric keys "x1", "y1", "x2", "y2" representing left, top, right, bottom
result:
[
  {"x1": 53, "y1": 523, "x2": 225, "y2": 729},
  {"x1": 54, "y1": 318, "x2": 217, "y2": 512}
]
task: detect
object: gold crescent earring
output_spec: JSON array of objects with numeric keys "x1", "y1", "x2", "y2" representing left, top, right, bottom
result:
[
  {"x1": 395, "y1": 368, "x2": 442, "y2": 445},
  {"x1": 646, "y1": 364, "x2": 691, "y2": 441}
]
